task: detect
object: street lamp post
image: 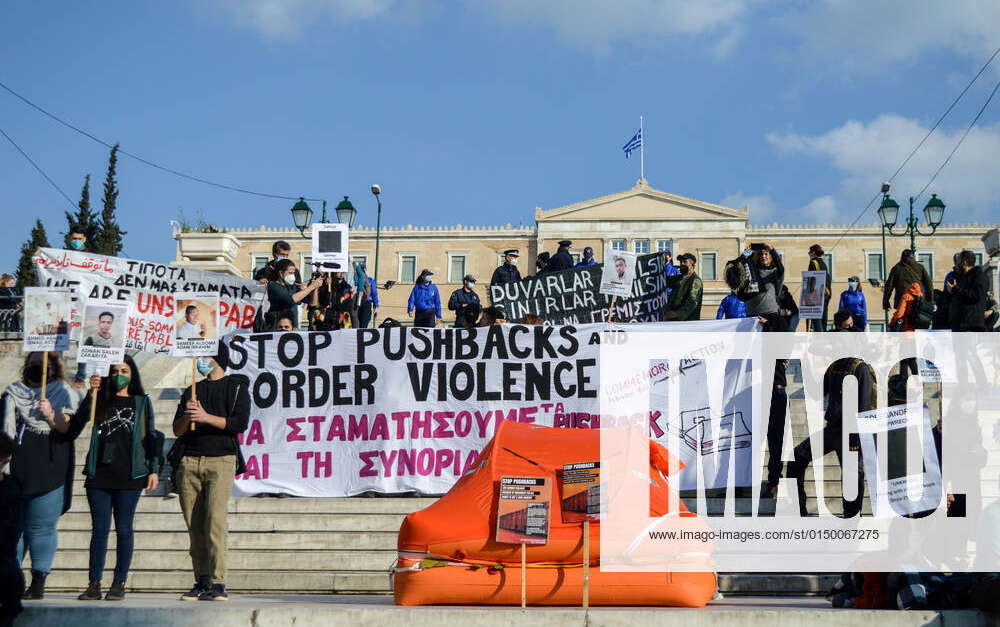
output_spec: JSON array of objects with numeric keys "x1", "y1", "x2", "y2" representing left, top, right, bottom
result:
[
  {"x1": 290, "y1": 198, "x2": 329, "y2": 239},
  {"x1": 371, "y1": 185, "x2": 382, "y2": 327},
  {"x1": 877, "y1": 183, "x2": 946, "y2": 327}
]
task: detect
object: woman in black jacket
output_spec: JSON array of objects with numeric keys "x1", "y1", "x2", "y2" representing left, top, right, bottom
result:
[{"x1": 63, "y1": 355, "x2": 164, "y2": 601}]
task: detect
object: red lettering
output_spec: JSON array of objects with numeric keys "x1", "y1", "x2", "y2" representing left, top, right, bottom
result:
[{"x1": 286, "y1": 417, "x2": 306, "y2": 442}]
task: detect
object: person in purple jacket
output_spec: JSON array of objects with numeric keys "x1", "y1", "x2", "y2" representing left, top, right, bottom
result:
[
  {"x1": 407, "y1": 270, "x2": 442, "y2": 328},
  {"x1": 838, "y1": 276, "x2": 868, "y2": 330}
]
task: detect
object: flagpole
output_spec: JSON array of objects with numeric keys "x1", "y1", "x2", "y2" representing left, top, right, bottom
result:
[{"x1": 639, "y1": 115, "x2": 645, "y2": 181}]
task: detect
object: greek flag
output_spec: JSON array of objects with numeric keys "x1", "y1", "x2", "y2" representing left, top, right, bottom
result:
[{"x1": 622, "y1": 129, "x2": 642, "y2": 158}]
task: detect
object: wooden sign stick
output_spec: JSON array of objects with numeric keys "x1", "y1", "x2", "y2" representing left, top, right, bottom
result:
[
  {"x1": 521, "y1": 543, "x2": 527, "y2": 609},
  {"x1": 189, "y1": 357, "x2": 198, "y2": 431},
  {"x1": 582, "y1": 520, "x2": 591, "y2": 610},
  {"x1": 608, "y1": 296, "x2": 618, "y2": 323},
  {"x1": 88, "y1": 381, "x2": 98, "y2": 427},
  {"x1": 40, "y1": 352, "x2": 49, "y2": 401}
]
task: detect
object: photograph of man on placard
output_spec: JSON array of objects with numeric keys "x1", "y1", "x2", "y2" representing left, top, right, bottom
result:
[
  {"x1": 177, "y1": 303, "x2": 210, "y2": 339},
  {"x1": 79, "y1": 300, "x2": 129, "y2": 365},
  {"x1": 599, "y1": 247, "x2": 637, "y2": 298}
]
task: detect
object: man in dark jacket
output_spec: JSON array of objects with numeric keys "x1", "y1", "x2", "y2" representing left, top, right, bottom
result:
[
  {"x1": 545, "y1": 240, "x2": 574, "y2": 273},
  {"x1": 575, "y1": 247, "x2": 597, "y2": 267},
  {"x1": 490, "y1": 250, "x2": 521, "y2": 288},
  {"x1": 947, "y1": 250, "x2": 989, "y2": 331},
  {"x1": 172, "y1": 344, "x2": 250, "y2": 602},
  {"x1": 448, "y1": 274, "x2": 481, "y2": 328},
  {"x1": 883, "y1": 249, "x2": 933, "y2": 313},
  {"x1": 664, "y1": 253, "x2": 703, "y2": 321}
]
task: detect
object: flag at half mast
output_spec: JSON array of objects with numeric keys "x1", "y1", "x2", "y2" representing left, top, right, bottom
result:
[{"x1": 622, "y1": 129, "x2": 642, "y2": 159}]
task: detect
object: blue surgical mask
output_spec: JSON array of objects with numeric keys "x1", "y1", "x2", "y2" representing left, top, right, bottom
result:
[
  {"x1": 70, "y1": 240, "x2": 85, "y2": 250},
  {"x1": 849, "y1": 281, "x2": 858, "y2": 290},
  {"x1": 742, "y1": 249, "x2": 752, "y2": 257},
  {"x1": 423, "y1": 277, "x2": 432, "y2": 284},
  {"x1": 196, "y1": 357, "x2": 214, "y2": 376}
]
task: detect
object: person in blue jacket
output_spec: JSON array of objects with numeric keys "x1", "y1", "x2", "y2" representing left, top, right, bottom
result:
[
  {"x1": 716, "y1": 290, "x2": 748, "y2": 319},
  {"x1": 838, "y1": 275, "x2": 867, "y2": 330},
  {"x1": 407, "y1": 269, "x2": 442, "y2": 328},
  {"x1": 575, "y1": 247, "x2": 597, "y2": 267}
]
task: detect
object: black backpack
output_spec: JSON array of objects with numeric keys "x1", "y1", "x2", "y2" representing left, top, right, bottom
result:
[{"x1": 909, "y1": 295, "x2": 935, "y2": 329}]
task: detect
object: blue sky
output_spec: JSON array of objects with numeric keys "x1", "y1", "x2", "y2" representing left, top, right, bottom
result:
[{"x1": 2, "y1": 1, "x2": 999, "y2": 271}]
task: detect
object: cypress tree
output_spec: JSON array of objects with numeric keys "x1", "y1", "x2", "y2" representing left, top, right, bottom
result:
[
  {"x1": 16, "y1": 219, "x2": 50, "y2": 288},
  {"x1": 94, "y1": 143, "x2": 125, "y2": 256},
  {"x1": 64, "y1": 173, "x2": 100, "y2": 248}
]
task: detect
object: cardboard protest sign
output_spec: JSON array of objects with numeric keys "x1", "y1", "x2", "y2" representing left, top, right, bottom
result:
[
  {"x1": 78, "y1": 300, "x2": 129, "y2": 366},
  {"x1": 799, "y1": 270, "x2": 826, "y2": 320},
  {"x1": 599, "y1": 248, "x2": 637, "y2": 298},
  {"x1": 496, "y1": 477, "x2": 551, "y2": 544},
  {"x1": 490, "y1": 252, "x2": 668, "y2": 324},
  {"x1": 33, "y1": 248, "x2": 265, "y2": 354},
  {"x1": 561, "y1": 462, "x2": 601, "y2": 523},
  {"x1": 172, "y1": 293, "x2": 219, "y2": 357},
  {"x1": 311, "y1": 222, "x2": 350, "y2": 273},
  {"x1": 22, "y1": 287, "x2": 72, "y2": 352}
]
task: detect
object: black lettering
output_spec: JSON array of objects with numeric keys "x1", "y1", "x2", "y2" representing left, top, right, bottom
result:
[
  {"x1": 253, "y1": 372, "x2": 278, "y2": 408},
  {"x1": 355, "y1": 364, "x2": 377, "y2": 405},
  {"x1": 277, "y1": 333, "x2": 305, "y2": 367},
  {"x1": 283, "y1": 369, "x2": 306, "y2": 408}
]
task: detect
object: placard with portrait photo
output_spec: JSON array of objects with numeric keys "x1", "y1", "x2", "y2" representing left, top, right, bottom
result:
[{"x1": 172, "y1": 292, "x2": 219, "y2": 357}]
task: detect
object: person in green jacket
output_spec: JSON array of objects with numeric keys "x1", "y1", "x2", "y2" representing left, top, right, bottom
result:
[
  {"x1": 664, "y1": 253, "x2": 704, "y2": 321},
  {"x1": 61, "y1": 355, "x2": 164, "y2": 602},
  {"x1": 883, "y1": 249, "x2": 933, "y2": 314}
]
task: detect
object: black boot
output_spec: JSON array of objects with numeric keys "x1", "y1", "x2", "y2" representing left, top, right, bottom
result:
[
  {"x1": 105, "y1": 580, "x2": 126, "y2": 601},
  {"x1": 78, "y1": 581, "x2": 102, "y2": 601},
  {"x1": 22, "y1": 570, "x2": 47, "y2": 600}
]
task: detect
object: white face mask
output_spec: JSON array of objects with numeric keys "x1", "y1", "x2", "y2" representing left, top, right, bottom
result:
[
  {"x1": 508, "y1": 258, "x2": 518, "y2": 266},
  {"x1": 283, "y1": 273, "x2": 296, "y2": 285}
]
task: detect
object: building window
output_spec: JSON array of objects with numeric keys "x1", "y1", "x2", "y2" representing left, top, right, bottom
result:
[
  {"x1": 656, "y1": 239, "x2": 673, "y2": 253},
  {"x1": 868, "y1": 322, "x2": 885, "y2": 332},
  {"x1": 822, "y1": 253, "x2": 834, "y2": 280},
  {"x1": 970, "y1": 251, "x2": 984, "y2": 266},
  {"x1": 251, "y1": 255, "x2": 270, "y2": 279},
  {"x1": 399, "y1": 255, "x2": 417, "y2": 284},
  {"x1": 611, "y1": 239, "x2": 626, "y2": 251},
  {"x1": 448, "y1": 254, "x2": 467, "y2": 283},
  {"x1": 300, "y1": 255, "x2": 313, "y2": 276},
  {"x1": 866, "y1": 252, "x2": 884, "y2": 281},
  {"x1": 916, "y1": 252, "x2": 934, "y2": 278},
  {"x1": 700, "y1": 252, "x2": 717, "y2": 280},
  {"x1": 634, "y1": 240, "x2": 650, "y2": 254},
  {"x1": 351, "y1": 254, "x2": 369, "y2": 269}
]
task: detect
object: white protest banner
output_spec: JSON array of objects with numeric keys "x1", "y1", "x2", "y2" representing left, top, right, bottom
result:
[
  {"x1": 172, "y1": 293, "x2": 220, "y2": 357},
  {"x1": 311, "y1": 222, "x2": 350, "y2": 273},
  {"x1": 22, "y1": 287, "x2": 72, "y2": 352},
  {"x1": 799, "y1": 270, "x2": 826, "y2": 320},
  {"x1": 599, "y1": 248, "x2": 637, "y2": 298},
  {"x1": 78, "y1": 299, "x2": 130, "y2": 366},
  {"x1": 33, "y1": 248, "x2": 265, "y2": 354},
  {"x1": 225, "y1": 319, "x2": 754, "y2": 497}
]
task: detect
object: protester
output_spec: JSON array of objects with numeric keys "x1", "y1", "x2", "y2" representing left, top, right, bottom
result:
[
  {"x1": 490, "y1": 249, "x2": 521, "y2": 287},
  {"x1": 448, "y1": 274, "x2": 481, "y2": 328},
  {"x1": 833, "y1": 308, "x2": 858, "y2": 331},
  {"x1": 947, "y1": 250, "x2": 989, "y2": 331},
  {"x1": 172, "y1": 345, "x2": 250, "y2": 602},
  {"x1": 265, "y1": 259, "x2": 322, "y2": 328},
  {"x1": 838, "y1": 276, "x2": 868, "y2": 330},
  {"x1": 355, "y1": 263, "x2": 379, "y2": 329},
  {"x1": 716, "y1": 289, "x2": 747, "y2": 320},
  {"x1": 943, "y1": 252, "x2": 961, "y2": 293},
  {"x1": 275, "y1": 312, "x2": 296, "y2": 331},
  {"x1": 888, "y1": 283, "x2": 924, "y2": 332},
  {"x1": 883, "y1": 249, "x2": 933, "y2": 319},
  {"x1": 0, "y1": 433, "x2": 24, "y2": 623},
  {"x1": 778, "y1": 284, "x2": 799, "y2": 332},
  {"x1": 253, "y1": 241, "x2": 300, "y2": 285},
  {"x1": 1, "y1": 352, "x2": 82, "y2": 600},
  {"x1": 534, "y1": 252, "x2": 551, "y2": 276},
  {"x1": 546, "y1": 240, "x2": 574, "y2": 273},
  {"x1": 739, "y1": 243, "x2": 787, "y2": 332},
  {"x1": 313, "y1": 272, "x2": 355, "y2": 331},
  {"x1": 663, "y1": 253, "x2": 703, "y2": 321},
  {"x1": 67, "y1": 226, "x2": 92, "y2": 253},
  {"x1": 806, "y1": 244, "x2": 831, "y2": 331},
  {"x1": 575, "y1": 247, "x2": 597, "y2": 267},
  {"x1": 477, "y1": 306, "x2": 507, "y2": 326},
  {"x1": 407, "y1": 269, "x2": 442, "y2": 328},
  {"x1": 65, "y1": 356, "x2": 163, "y2": 601},
  {"x1": 931, "y1": 289, "x2": 950, "y2": 330}
]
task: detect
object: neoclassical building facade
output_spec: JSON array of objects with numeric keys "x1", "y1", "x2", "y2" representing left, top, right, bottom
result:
[{"x1": 174, "y1": 179, "x2": 996, "y2": 329}]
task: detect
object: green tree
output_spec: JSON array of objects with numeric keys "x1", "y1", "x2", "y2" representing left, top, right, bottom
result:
[
  {"x1": 94, "y1": 143, "x2": 125, "y2": 256},
  {"x1": 64, "y1": 173, "x2": 100, "y2": 248},
  {"x1": 16, "y1": 219, "x2": 50, "y2": 288}
]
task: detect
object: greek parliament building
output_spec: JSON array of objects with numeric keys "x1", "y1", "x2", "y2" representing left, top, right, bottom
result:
[{"x1": 173, "y1": 179, "x2": 996, "y2": 330}]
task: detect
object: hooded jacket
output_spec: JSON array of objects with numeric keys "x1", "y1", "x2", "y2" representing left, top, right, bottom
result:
[
  {"x1": 838, "y1": 286, "x2": 868, "y2": 328},
  {"x1": 407, "y1": 281, "x2": 442, "y2": 317},
  {"x1": 716, "y1": 293, "x2": 748, "y2": 319},
  {"x1": 890, "y1": 282, "x2": 924, "y2": 332},
  {"x1": 884, "y1": 258, "x2": 933, "y2": 310}
]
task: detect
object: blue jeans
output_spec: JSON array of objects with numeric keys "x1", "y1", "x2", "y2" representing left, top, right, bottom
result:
[
  {"x1": 86, "y1": 488, "x2": 142, "y2": 583},
  {"x1": 16, "y1": 485, "x2": 64, "y2": 574}
]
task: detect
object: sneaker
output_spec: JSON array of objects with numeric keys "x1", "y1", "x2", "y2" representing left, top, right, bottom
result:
[
  {"x1": 180, "y1": 582, "x2": 209, "y2": 601},
  {"x1": 78, "y1": 581, "x2": 101, "y2": 601},
  {"x1": 105, "y1": 581, "x2": 126, "y2": 601},
  {"x1": 199, "y1": 583, "x2": 229, "y2": 601}
]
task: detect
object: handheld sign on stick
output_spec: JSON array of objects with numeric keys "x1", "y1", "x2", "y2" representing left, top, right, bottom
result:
[
  {"x1": 40, "y1": 352, "x2": 48, "y2": 401},
  {"x1": 496, "y1": 476, "x2": 551, "y2": 609},
  {"x1": 23, "y1": 287, "x2": 73, "y2": 400},
  {"x1": 561, "y1": 462, "x2": 601, "y2": 610},
  {"x1": 311, "y1": 222, "x2": 350, "y2": 273},
  {"x1": 172, "y1": 292, "x2": 218, "y2": 432},
  {"x1": 76, "y1": 299, "x2": 130, "y2": 422},
  {"x1": 190, "y1": 358, "x2": 198, "y2": 431}
]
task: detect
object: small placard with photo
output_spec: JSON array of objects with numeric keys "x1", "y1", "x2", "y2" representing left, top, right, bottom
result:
[
  {"x1": 22, "y1": 287, "x2": 73, "y2": 352},
  {"x1": 172, "y1": 292, "x2": 219, "y2": 357},
  {"x1": 78, "y1": 300, "x2": 130, "y2": 365}
]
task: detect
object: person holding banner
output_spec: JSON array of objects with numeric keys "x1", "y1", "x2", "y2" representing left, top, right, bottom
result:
[
  {"x1": 62, "y1": 355, "x2": 164, "y2": 601},
  {"x1": 171, "y1": 345, "x2": 250, "y2": 602},
  {"x1": 1, "y1": 352, "x2": 83, "y2": 600}
]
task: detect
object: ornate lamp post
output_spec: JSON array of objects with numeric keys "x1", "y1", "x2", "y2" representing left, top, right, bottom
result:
[
  {"x1": 335, "y1": 196, "x2": 357, "y2": 228},
  {"x1": 290, "y1": 197, "x2": 332, "y2": 239}
]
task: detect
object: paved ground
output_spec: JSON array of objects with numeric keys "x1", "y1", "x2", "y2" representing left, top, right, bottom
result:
[{"x1": 16, "y1": 594, "x2": 1000, "y2": 626}]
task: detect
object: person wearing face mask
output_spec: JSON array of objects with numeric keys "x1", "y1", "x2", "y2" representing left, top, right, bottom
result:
[
  {"x1": 1, "y1": 352, "x2": 83, "y2": 600},
  {"x1": 738, "y1": 243, "x2": 787, "y2": 332},
  {"x1": 63, "y1": 355, "x2": 163, "y2": 601},
  {"x1": 407, "y1": 270, "x2": 442, "y2": 328},
  {"x1": 171, "y1": 345, "x2": 250, "y2": 602},
  {"x1": 838, "y1": 276, "x2": 868, "y2": 331},
  {"x1": 575, "y1": 247, "x2": 597, "y2": 267},
  {"x1": 490, "y1": 250, "x2": 522, "y2": 288},
  {"x1": 663, "y1": 253, "x2": 703, "y2": 321},
  {"x1": 264, "y1": 259, "x2": 322, "y2": 329},
  {"x1": 66, "y1": 227, "x2": 92, "y2": 253},
  {"x1": 448, "y1": 274, "x2": 481, "y2": 328},
  {"x1": 313, "y1": 272, "x2": 356, "y2": 331}
]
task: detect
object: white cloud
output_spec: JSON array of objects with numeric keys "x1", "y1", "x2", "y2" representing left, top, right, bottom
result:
[
  {"x1": 721, "y1": 192, "x2": 776, "y2": 222},
  {"x1": 722, "y1": 192, "x2": 839, "y2": 225},
  {"x1": 213, "y1": 0, "x2": 403, "y2": 39},
  {"x1": 767, "y1": 114, "x2": 1000, "y2": 223}
]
